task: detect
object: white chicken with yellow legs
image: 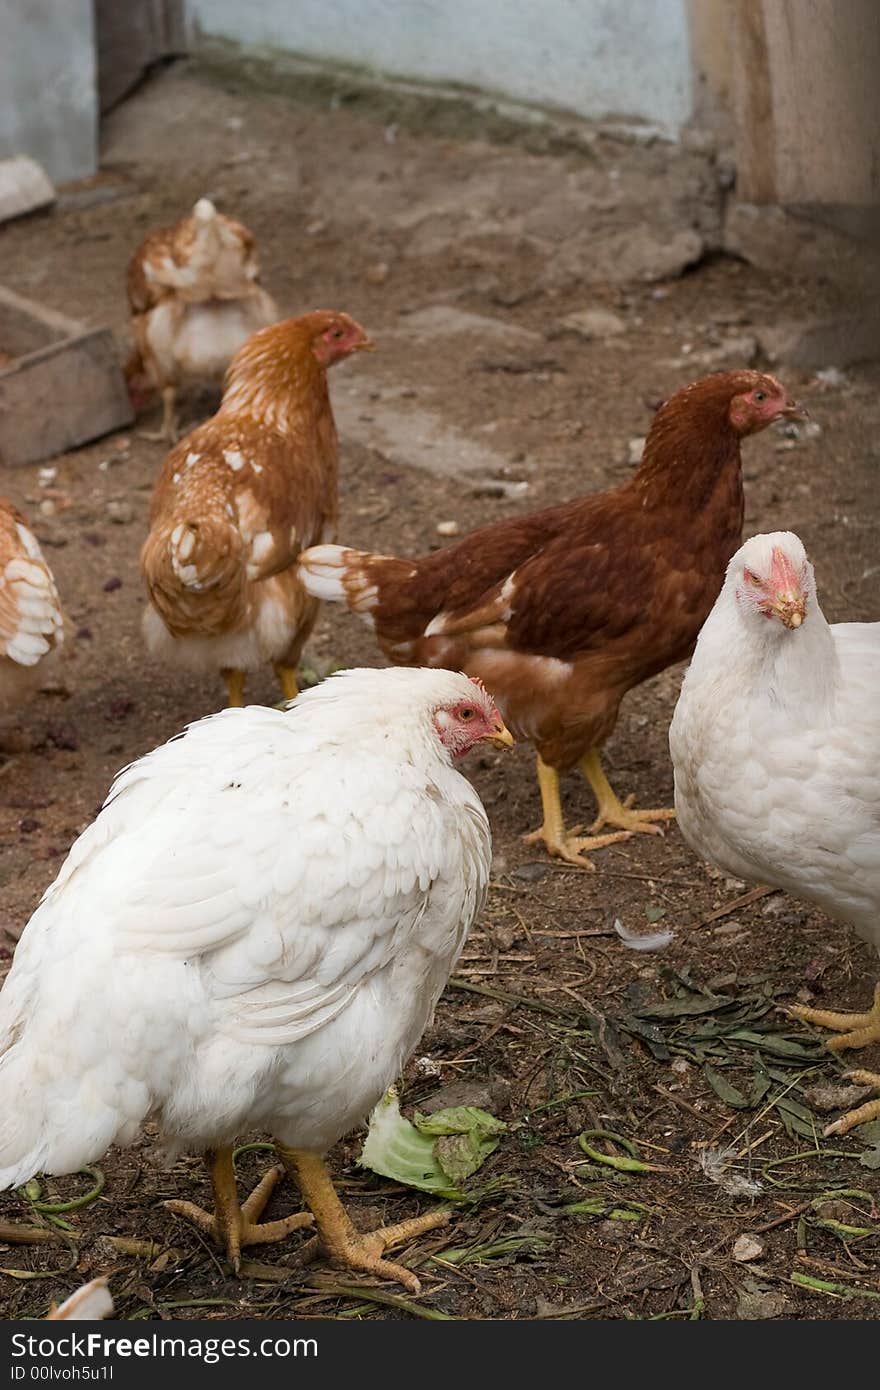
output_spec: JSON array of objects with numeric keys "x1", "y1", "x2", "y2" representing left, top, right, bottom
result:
[
  {"x1": 0, "y1": 667, "x2": 511, "y2": 1290},
  {"x1": 670, "y1": 532, "x2": 880, "y2": 1136}
]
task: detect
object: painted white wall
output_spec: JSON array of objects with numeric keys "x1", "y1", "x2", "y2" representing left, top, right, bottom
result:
[
  {"x1": 0, "y1": 0, "x2": 97, "y2": 183},
  {"x1": 194, "y1": 0, "x2": 694, "y2": 135}
]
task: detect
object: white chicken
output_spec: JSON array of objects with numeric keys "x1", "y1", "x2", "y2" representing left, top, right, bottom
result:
[
  {"x1": 670, "y1": 531, "x2": 880, "y2": 1134},
  {"x1": 0, "y1": 499, "x2": 64, "y2": 717},
  {"x1": 0, "y1": 667, "x2": 511, "y2": 1290}
]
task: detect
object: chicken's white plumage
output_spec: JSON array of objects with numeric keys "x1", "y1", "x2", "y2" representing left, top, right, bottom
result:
[
  {"x1": 670, "y1": 531, "x2": 880, "y2": 947},
  {"x1": 0, "y1": 668, "x2": 493, "y2": 1188}
]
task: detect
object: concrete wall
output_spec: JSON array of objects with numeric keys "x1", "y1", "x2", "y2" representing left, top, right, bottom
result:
[
  {"x1": 0, "y1": 0, "x2": 98, "y2": 184},
  {"x1": 193, "y1": 0, "x2": 695, "y2": 136}
]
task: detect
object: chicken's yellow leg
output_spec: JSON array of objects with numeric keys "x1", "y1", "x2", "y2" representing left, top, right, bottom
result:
[
  {"x1": 222, "y1": 668, "x2": 246, "y2": 707},
  {"x1": 138, "y1": 386, "x2": 179, "y2": 444},
  {"x1": 165, "y1": 1147, "x2": 313, "y2": 1274},
  {"x1": 579, "y1": 749, "x2": 676, "y2": 835},
  {"x1": 523, "y1": 754, "x2": 631, "y2": 869},
  {"x1": 276, "y1": 1145, "x2": 449, "y2": 1294},
  {"x1": 275, "y1": 665, "x2": 299, "y2": 702}
]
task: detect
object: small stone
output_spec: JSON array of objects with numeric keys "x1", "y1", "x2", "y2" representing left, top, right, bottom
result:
[
  {"x1": 106, "y1": 500, "x2": 134, "y2": 525},
  {"x1": 732, "y1": 1234, "x2": 765, "y2": 1263},
  {"x1": 364, "y1": 261, "x2": 390, "y2": 284},
  {"x1": 510, "y1": 862, "x2": 553, "y2": 883},
  {"x1": 39, "y1": 499, "x2": 57, "y2": 517},
  {"x1": 736, "y1": 1283, "x2": 788, "y2": 1319},
  {"x1": 102, "y1": 576, "x2": 122, "y2": 593},
  {"x1": 802, "y1": 1081, "x2": 877, "y2": 1113},
  {"x1": 627, "y1": 436, "x2": 646, "y2": 466},
  {"x1": 306, "y1": 218, "x2": 326, "y2": 236},
  {"x1": 713, "y1": 919, "x2": 747, "y2": 936},
  {"x1": 436, "y1": 519, "x2": 459, "y2": 537},
  {"x1": 561, "y1": 307, "x2": 627, "y2": 339}
]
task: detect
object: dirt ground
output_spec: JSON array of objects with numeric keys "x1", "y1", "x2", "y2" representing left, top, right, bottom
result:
[{"x1": 1, "y1": 59, "x2": 879, "y2": 1322}]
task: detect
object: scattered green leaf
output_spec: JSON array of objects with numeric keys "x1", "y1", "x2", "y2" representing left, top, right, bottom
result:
[
  {"x1": 704, "y1": 1065, "x2": 749, "y2": 1108},
  {"x1": 359, "y1": 1087, "x2": 505, "y2": 1199}
]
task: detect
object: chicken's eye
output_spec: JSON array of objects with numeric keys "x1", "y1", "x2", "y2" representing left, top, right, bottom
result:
[
  {"x1": 459, "y1": 707, "x2": 475, "y2": 721},
  {"x1": 743, "y1": 568, "x2": 762, "y2": 586},
  {"x1": 753, "y1": 390, "x2": 766, "y2": 403},
  {"x1": 331, "y1": 327, "x2": 345, "y2": 339}
]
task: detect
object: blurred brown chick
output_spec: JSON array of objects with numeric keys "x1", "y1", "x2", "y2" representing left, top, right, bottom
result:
[
  {"x1": 141, "y1": 310, "x2": 374, "y2": 707},
  {"x1": 0, "y1": 499, "x2": 64, "y2": 718},
  {"x1": 301, "y1": 371, "x2": 806, "y2": 867},
  {"x1": 126, "y1": 197, "x2": 279, "y2": 442}
]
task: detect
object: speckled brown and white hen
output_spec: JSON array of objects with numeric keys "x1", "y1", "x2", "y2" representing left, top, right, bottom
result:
[
  {"x1": 126, "y1": 197, "x2": 278, "y2": 442},
  {"x1": 141, "y1": 310, "x2": 374, "y2": 707},
  {"x1": 0, "y1": 499, "x2": 64, "y2": 717}
]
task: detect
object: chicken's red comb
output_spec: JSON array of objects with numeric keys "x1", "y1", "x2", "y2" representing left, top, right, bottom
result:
[{"x1": 769, "y1": 546, "x2": 806, "y2": 595}]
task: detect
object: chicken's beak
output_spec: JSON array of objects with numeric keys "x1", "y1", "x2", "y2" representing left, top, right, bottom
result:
[
  {"x1": 486, "y1": 720, "x2": 515, "y2": 750},
  {"x1": 770, "y1": 593, "x2": 807, "y2": 629},
  {"x1": 780, "y1": 395, "x2": 809, "y2": 421},
  {"x1": 356, "y1": 337, "x2": 377, "y2": 352}
]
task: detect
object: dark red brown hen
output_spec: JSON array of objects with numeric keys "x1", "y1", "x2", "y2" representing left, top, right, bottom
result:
[{"x1": 301, "y1": 371, "x2": 806, "y2": 866}]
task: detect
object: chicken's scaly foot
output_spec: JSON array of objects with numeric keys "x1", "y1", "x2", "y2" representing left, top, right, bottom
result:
[
  {"x1": 275, "y1": 665, "x2": 300, "y2": 703},
  {"x1": 788, "y1": 982, "x2": 880, "y2": 1051},
  {"x1": 523, "y1": 754, "x2": 631, "y2": 870},
  {"x1": 164, "y1": 1149, "x2": 313, "y2": 1274},
  {"x1": 222, "y1": 667, "x2": 246, "y2": 708},
  {"x1": 277, "y1": 1145, "x2": 449, "y2": 1294},
  {"x1": 823, "y1": 1071, "x2": 880, "y2": 1137},
  {"x1": 138, "y1": 387, "x2": 180, "y2": 444},
  {"x1": 579, "y1": 750, "x2": 676, "y2": 836}
]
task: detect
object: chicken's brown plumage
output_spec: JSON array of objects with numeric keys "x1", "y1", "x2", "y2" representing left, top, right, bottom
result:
[
  {"x1": 301, "y1": 370, "x2": 807, "y2": 865},
  {"x1": 126, "y1": 198, "x2": 279, "y2": 442},
  {"x1": 141, "y1": 310, "x2": 374, "y2": 707}
]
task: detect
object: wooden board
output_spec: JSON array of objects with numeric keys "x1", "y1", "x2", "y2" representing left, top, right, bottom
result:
[{"x1": 0, "y1": 286, "x2": 133, "y2": 467}]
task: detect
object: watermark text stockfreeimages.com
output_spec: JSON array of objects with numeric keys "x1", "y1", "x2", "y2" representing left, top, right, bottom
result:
[{"x1": 10, "y1": 1332, "x2": 318, "y2": 1370}]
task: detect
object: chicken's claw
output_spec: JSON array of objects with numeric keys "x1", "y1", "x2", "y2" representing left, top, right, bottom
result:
[
  {"x1": 579, "y1": 751, "x2": 676, "y2": 835},
  {"x1": 822, "y1": 1070, "x2": 880, "y2": 1136},
  {"x1": 277, "y1": 1145, "x2": 449, "y2": 1294},
  {"x1": 165, "y1": 1151, "x2": 312, "y2": 1275},
  {"x1": 523, "y1": 823, "x2": 632, "y2": 870}
]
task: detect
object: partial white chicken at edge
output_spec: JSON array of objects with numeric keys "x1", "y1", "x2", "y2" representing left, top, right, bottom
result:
[{"x1": 670, "y1": 530, "x2": 880, "y2": 1134}]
